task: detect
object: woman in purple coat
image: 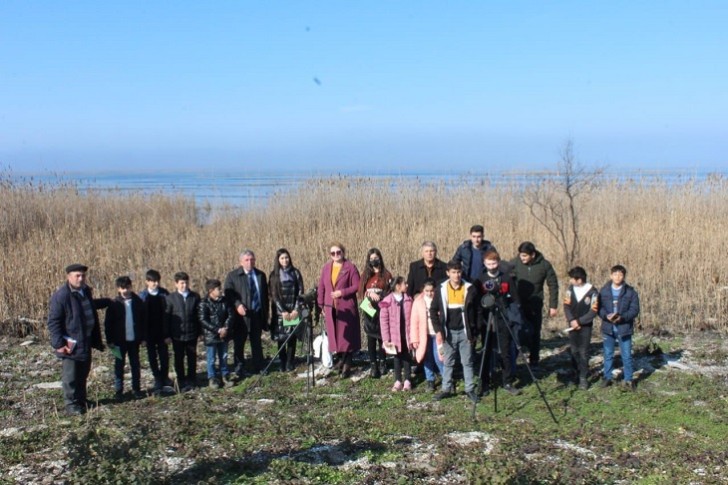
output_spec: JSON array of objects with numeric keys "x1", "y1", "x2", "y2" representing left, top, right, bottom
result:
[{"x1": 317, "y1": 242, "x2": 361, "y2": 377}]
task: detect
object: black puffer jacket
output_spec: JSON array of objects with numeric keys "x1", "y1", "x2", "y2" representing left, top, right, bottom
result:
[
  {"x1": 164, "y1": 291, "x2": 201, "y2": 341},
  {"x1": 269, "y1": 267, "x2": 305, "y2": 342},
  {"x1": 198, "y1": 296, "x2": 233, "y2": 345}
]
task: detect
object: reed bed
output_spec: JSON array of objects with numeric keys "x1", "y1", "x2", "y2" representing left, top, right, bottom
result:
[{"x1": 2, "y1": 173, "x2": 727, "y2": 336}]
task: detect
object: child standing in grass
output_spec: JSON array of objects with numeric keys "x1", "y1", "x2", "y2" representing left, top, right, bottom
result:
[
  {"x1": 598, "y1": 265, "x2": 640, "y2": 390},
  {"x1": 139, "y1": 269, "x2": 171, "y2": 393},
  {"x1": 563, "y1": 266, "x2": 599, "y2": 390},
  {"x1": 410, "y1": 279, "x2": 444, "y2": 391},
  {"x1": 379, "y1": 276, "x2": 414, "y2": 391},
  {"x1": 104, "y1": 276, "x2": 147, "y2": 399},
  {"x1": 165, "y1": 272, "x2": 201, "y2": 392},
  {"x1": 199, "y1": 279, "x2": 234, "y2": 389}
]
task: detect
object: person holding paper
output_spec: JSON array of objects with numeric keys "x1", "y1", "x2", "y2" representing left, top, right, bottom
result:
[
  {"x1": 357, "y1": 248, "x2": 392, "y2": 379},
  {"x1": 47, "y1": 264, "x2": 110, "y2": 416},
  {"x1": 563, "y1": 266, "x2": 599, "y2": 390},
  {"x1": 379, "y1": 277, "x2": 414, "y2": 391},
  {"x1": 598, "y1": 265, "x2": 641, "y2": 390},
  {"x1": 317, "y1": 243, "x2": 361, "y2": 378},
  {"x1": 104, "y1": 275, "x2": 148, "y2": 400},
  {"x1": 268, "y1": 248, "x2": 305, "y2": 372}
]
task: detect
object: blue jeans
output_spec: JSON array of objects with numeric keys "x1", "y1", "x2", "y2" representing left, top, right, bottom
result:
[
  {"x1": 602, "y1": 330, "x2": 633, "y2": 382},
  {"x1": 442, "y1": 329, "x2": 476, "y2": 393},
  {"x1": 114, "y1": 341, "x2": 141, "y2": 392},
  {"x1": 206, "y1": 342, "x2": 230, "y2": 379},
  {"x1": 423, "y1": 334, "x2": 444, "y2": 381}
]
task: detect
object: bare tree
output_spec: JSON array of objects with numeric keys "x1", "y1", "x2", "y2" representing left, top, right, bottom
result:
[{"x1": 522, "y1": 140, "x2": 602, "y2": 267}]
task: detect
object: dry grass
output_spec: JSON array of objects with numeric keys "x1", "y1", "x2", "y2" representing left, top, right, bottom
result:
[{"x1": 2, "y1": 172, "x2": 727, "y2": 336}]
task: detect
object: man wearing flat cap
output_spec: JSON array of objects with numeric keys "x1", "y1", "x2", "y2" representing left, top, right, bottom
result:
[{"x1": 47, "y1": 264, "x2": 110, "y2": 415}]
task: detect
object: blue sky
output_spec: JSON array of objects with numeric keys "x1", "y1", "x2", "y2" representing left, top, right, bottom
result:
[{"x1": 1, "y1": 1, "x2": 726, "y2": 173}]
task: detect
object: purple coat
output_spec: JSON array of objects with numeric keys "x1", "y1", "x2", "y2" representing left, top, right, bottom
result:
[
  {"x1": 317, "y1": 259, "x2": 361, "y2": 353},
  {"x1": 379, "y1": 293, "x2": 413, "y2": 352}
]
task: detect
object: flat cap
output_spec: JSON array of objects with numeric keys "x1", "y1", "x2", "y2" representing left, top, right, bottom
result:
[{"x1": 65, "y1": 263, "x2": 89, "y2": 273}]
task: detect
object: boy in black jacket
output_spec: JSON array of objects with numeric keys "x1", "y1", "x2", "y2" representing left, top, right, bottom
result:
[
  {"x1": 199, "y1": 279, "x2": 234, "y2": 389},
  {"x1": 165, "y1": 272, "x2": 201, "y2": 392},
  {"x1": 139, "y1": 269, "x2": 171, "y2": 393},
  {"x1": 105, "y1": 276, "x2": 147, "y2": 399},
  {"x1": 563, "y1": 266, "x2": 599, "y2": 390}
]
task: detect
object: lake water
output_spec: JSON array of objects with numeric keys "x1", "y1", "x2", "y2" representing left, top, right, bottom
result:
[{"x1": 15, "y1": 168, "x2": 726, "y2": 208}]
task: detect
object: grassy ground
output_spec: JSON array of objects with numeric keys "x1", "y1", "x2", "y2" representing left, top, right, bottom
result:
[{"x1": 1, "y1": 330, "x2": 727, "y2": 484}]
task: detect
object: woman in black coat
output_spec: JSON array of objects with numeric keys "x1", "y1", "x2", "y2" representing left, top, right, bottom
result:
[{"x1": 269, "y1": 248, "x2": 305, "y2": 372}]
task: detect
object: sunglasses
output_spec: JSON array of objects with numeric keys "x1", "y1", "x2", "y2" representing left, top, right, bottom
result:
[{"x1": 330, "y1": 250, "x2": 342, "y2": 256}]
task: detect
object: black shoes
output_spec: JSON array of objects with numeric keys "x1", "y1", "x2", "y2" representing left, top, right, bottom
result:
[
  {"x1": 466, "y1": 391, "x2": 480, "y2": 403},
  {"x1": 433, "y1": 390, "x2": 453, "y2": 401},
  {"x1": 65, "y1": 404, "x2": 85, "y2": 416},
  {"x1": 426, "y1": 380, "x2": 436, "y2": 391},
  {"x1": 599, "y1": 378, "x2": 613, "y2": 388}
]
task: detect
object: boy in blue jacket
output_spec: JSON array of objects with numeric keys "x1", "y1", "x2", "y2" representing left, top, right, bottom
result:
[{"x1": 598, "y1": 265, "x2": 640, "y2": 390}]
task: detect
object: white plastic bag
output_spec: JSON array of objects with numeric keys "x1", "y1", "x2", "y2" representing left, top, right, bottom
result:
[{"x1": 313, "y1": 330, "x2": 333, "y2": 368}]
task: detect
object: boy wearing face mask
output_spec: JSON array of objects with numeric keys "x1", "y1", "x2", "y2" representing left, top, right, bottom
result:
[{"x1": 357, "y1": 248, "x2": 393, "y2": 378}]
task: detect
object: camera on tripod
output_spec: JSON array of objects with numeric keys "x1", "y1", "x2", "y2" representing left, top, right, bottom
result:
[
  {"x1": 480, "y1": 279, "x2": 511, "y2": 310},
  {"x1": 300, "y1": 286, "x2": 319, "y2": 322}
]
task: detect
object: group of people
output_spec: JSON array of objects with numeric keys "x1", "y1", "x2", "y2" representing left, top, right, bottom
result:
[{"x1": 47, "y1": 225, "x2": 640, "y2": 416}]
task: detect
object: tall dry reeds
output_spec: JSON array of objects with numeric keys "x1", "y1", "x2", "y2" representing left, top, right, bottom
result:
[{"x1": 1, "y1": 173, "x2": 727, "y2": 336}]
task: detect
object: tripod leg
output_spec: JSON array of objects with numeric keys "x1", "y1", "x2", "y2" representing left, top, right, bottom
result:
[
  {"x1": 247, "y1": 320, "x2": 305, "y2": 392},
  {"x1": 472, "y1": 314, "x2": 493, "y2": 419},
  {"x1": 502, "y1": 317, "x2": 559, "y2": 424}
]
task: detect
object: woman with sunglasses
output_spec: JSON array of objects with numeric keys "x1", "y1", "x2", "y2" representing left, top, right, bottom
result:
[{"x1": 317, "y1": 243, "x2": 361, "y2": 377}]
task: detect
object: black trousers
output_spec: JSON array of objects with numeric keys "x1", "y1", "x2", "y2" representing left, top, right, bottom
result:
[
  {"x1": 61, "y1": 356, "x2": 92, "y2": 407},
  {"x1": 569, "y1": 325, "x2": 592, "y2": 380},
  {"x1": 523, "y1": 306, "x2": 543, "y2": 364},
  {"x1": 233, "y1": 312, "x2": 264, "y2": 374},
  {"x1": 147, "y1": 338, "x2": 170, "y2": 383},
  {"x1": 481, "y1": 318, "x2": 515, "y2": 387},
  {"x1": 278, "y1": 335, "x2": 297, "y2": 370},
  {"x1": 367, "y1": 336, "x2": 384, "y2": 365},
  {"x1": 393, "y1": 350, "x2": 412, "y2": 383},
  {"x1": 172, "y1": 339, "x2": 197, "y2": 384}
]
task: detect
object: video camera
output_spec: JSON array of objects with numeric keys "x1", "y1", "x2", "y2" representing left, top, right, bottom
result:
[
  {"x1": 480, "y1": 278, "x2": 511, "y2": 310},
  {"x1": 300, "y1": 286, "x2": 320, "y2": 322}
]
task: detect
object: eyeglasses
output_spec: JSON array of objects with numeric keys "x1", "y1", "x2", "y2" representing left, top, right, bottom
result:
[{"x1": 330, "y1": 250, "x2": 342, "y2": 256}]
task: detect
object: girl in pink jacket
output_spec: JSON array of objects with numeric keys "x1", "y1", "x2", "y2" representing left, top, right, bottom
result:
[{"x1": 379, "y1": 277, "x2": 414, "y2": 391}]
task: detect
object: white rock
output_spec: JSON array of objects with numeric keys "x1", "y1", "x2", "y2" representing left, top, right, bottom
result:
[
  {"x1": 0, "y1": 427, "x2": 21, "y2": 437},
  {"x1": 33, "y1": 381, "x2": 63, "y2": 390},
  {"x1": 20, "y1": 340, "x2": 35, "y2": 347},
  {"x1": 447, "y1": 431, "x2": 499, "y2": 454}
]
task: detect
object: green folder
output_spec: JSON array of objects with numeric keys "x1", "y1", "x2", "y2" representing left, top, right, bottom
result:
[
  {"x1": 110, "y1": 345, "x2": 122, "y2": 360},
  {"x1": 359, "y1": 298, "x2": 376, "y2": 318},
  {"x1": 283, "y1": 316, "x2": 301, "y2": 327}
]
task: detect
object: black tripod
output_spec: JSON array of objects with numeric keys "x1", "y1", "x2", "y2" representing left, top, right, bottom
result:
[
  {"x1": 248, "y1": 288, "x2": 319, "y2": 395},
  {"x1": 473, "y1": 294, "x2": 558, "y2": 423}
]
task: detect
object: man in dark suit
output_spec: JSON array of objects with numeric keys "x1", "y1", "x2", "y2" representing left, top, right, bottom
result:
[
  {"x1": 224, "y1": 250, "x2": 269, "y2": 376},
  {"x1": 406, "y1": 241, "x2": 448, "y2": 298}
]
